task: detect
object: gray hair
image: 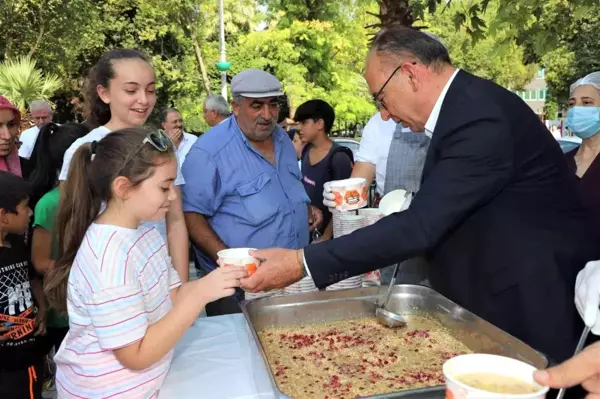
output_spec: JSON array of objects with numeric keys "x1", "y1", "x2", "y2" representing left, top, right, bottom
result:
[
  {"x1": 29, "y1": 99, "x2": 53, "y2": 113},
  {"x1": 162, "y1": 107, "x2": 181, "y2": 122},
  {"x1": 370, "y1": 26, "x2": 452, "y2": 71},
  {"x1": 204, "y1": 94, "x2": 230, "y2": 117}
]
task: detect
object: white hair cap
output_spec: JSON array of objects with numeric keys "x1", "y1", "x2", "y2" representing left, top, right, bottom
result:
[{"x1": 570, "y1": 71, "x2": 600, "y2": 95}]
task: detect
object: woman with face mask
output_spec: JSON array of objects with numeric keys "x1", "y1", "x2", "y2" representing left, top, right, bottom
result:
[
  {"x1": 564, "y1": 72, "x2": 600, "y2": 367},
  {"x1": 565, "y1": 71, "x2": 600, "y2": 239}
]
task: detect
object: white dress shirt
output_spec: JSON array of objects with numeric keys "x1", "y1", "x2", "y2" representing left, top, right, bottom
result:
[
  {"x1": 175, "y1": 132, "x2": 198, "y2": 169},
  {"x1": 18, "y1": 126, "x2": 40, "y2": 159},
  {"x1": 424, "y1": 69, "x2": 460, "y2": 137}
]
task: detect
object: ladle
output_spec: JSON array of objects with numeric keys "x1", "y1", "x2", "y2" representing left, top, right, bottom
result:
[{"x1": 375, "y1": 263, "x2": 407, "y2": 328}]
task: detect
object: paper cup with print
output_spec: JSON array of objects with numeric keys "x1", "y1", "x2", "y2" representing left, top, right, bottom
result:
[
  {"x1": 330, "y1": 178, "x2": 368, "y2": 211},
  {"x1": 217, "y1": 248, "x2": 259, "y2": 276},
  {"x1": 443, "y1": 354, "x2": 548, "y2": 399}
]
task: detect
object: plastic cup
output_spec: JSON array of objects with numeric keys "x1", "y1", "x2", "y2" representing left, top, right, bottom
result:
[
  {"x1": 379, "y1": 189, "x2": 410, "y2": 216},
  {"x1": 359, "y1": 208, "x2": 384, "y2": 225},
  {"x1": 330, "y1": 178, "x2": 368, "y2": 211},
  {"x1": 217, "y1": 248, "x2": 259, "y2": 276},
  {"x1": 443, "y1": 354, "x2": 549, "y2": 399}
]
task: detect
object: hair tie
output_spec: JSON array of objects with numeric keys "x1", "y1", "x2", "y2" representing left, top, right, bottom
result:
[{"x1": 90, "y1": 140, "x2": 98, "y2": 161}]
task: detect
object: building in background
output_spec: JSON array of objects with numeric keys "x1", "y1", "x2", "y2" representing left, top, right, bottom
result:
[{"x1": 512, "y1": 68, "x2": 549, "y2": 120}]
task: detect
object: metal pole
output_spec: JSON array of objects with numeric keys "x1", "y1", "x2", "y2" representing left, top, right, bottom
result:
[{"x1": 219, "y1": 0, "x2": 227, "y2": 100}]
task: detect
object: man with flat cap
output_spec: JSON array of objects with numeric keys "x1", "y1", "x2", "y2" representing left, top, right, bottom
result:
[{"x1": 181, "y1": 69, "x2": 321, "y2": 316}]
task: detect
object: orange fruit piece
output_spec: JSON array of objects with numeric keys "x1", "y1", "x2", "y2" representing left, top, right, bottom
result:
[{"x1": 246, "y1": 263, "x2": 258, "y2": 276}]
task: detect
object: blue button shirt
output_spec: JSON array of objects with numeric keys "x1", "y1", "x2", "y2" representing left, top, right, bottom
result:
[{"x1": 182, "y1": 117, "x2": 310, "y2": 272}]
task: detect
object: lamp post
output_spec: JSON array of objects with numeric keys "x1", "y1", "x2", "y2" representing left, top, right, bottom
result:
[{"x1": 216, "y1": 0, "x2": 231, "y2": 100}]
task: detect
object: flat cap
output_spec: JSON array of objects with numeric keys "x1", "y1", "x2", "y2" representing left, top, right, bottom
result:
[{"x1": 231, "y1": 69, "x2": 284, "y2": 98}]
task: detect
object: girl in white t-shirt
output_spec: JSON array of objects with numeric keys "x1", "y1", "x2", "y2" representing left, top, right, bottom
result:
[
  {"x1": 59, "y1": 49, "x2": 191, "y2": 282},
  {"x1": 45, "y1": 128, "x2": 246, "y2": 398}
]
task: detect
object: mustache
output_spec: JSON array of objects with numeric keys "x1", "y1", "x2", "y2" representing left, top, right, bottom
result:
[{"x1": 256, "y1": 117, "x2": 274, "y2": 124}]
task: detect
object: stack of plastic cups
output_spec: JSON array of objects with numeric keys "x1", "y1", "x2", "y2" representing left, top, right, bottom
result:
[{"x1": 326, "y1": 213, "x2": 368, "y2": 290}]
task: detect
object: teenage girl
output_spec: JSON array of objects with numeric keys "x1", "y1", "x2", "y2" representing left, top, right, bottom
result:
[
  {"x1": 59, "y1": 49, "x2": 191, "y2": 281},
  {"x1": 45, "y1": 128, "x2": 246, "y2": 397}
]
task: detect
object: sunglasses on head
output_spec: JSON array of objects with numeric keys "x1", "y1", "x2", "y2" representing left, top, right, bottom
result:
[
  {"x1": 117, "y1": 130, "x2": 173, "y2": 173},
  {"x1": 144, "y1": 129, "x2": 172, "y2": 151}
]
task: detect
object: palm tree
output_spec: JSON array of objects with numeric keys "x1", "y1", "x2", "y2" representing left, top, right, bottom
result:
[
  {"x1": 0, "y1": 55, "x2": 62, "y2": 113},
  {"x1": 369, "y1": 0, "x2": 416, "y2": 29}
]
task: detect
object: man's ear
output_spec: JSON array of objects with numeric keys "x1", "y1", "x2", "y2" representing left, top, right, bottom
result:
[
  {"x1": 231, "y1": 103, "x2": 240, "y2": 117},
  {"x1": 316, "y1": 118, "x2": 325, "y2": 132},
  {"x1": 161, "y1": 121, "x2": 167, "y2": 130}
]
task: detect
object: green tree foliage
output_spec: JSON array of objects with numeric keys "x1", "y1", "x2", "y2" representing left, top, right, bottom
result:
[
  {"x1": 426, "y1": 0, "x2": 536, "y2": 90},
  {"x1": 537, "y1": 5, "x2": 600, "y2": 117},
  {"x1": 229, "y1": 18, "x2": 377, "y2": 129},
  {"x1": 0, "y1": 56, "x2": 62, "y2": 112},
  {"x1": 1, "y1": 0, "x2": 595, "y2": 131}
]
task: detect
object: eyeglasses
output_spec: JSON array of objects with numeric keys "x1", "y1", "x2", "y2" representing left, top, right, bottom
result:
[
  {"x1": 372, "y1": 62, "x2": 416, "y2": 110},
  {"x1": 118, "y1": 130, "x2": 173, "y2": 173}
]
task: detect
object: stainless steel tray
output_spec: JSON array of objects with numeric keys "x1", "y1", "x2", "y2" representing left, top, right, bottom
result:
[{"x1": 241, "y1": 284, "x2": 548, "y2": 399}]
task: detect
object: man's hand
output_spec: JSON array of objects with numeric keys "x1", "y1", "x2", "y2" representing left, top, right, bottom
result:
[
  {"x1": 168, "y1": 127, "x2": 183, "y2": 144},
  {"x1": 534, "y1": 341, "x2": 600, "y2": 396},
  {"x1": 34, "y1": 312, "x2": 46, "y2": 336},
  {"x1": 309, "y1": 206, "x2": 323, "y2": 232},
  {"x1": 241, "y1": 248, "x2": 304, "y2": 292}
]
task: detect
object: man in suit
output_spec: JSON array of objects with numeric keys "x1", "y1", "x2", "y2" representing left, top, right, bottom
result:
[{"x1": 241, "y1": 27, "x2": 597, "y2": 365}]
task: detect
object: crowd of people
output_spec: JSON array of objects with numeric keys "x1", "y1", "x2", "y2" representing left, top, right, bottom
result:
[{"x1": 1, "y1": 26, "x2": 600, "y2": 399}]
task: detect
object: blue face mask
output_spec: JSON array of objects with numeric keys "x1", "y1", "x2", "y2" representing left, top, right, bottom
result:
[{"x1": 565, "y1": 106, "x2": 600, "y2": 139}]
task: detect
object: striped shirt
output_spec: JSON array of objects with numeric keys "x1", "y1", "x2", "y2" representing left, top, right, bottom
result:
[{"x1": 54, "y1": 224, "x2": 182, "y2": 398}]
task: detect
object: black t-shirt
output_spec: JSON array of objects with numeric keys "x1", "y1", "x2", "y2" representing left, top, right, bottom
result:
[
  {"x1": 0, "y1": 234, "x2": 44, "y2": 371},
  {"x1": 301, "y1": 143, "x2": 353, "y2": 233},
  {"x1": 565, "y1": 149, "x2": 600, "y2": 243}
]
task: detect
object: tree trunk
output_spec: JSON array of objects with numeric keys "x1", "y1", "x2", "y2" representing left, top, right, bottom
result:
[
  {"x1": 371, "y1": 0, "x2": 415, "y2": 29},
  {"x1": 189, "y1": 29, "x2": 212, "y2": 94}
]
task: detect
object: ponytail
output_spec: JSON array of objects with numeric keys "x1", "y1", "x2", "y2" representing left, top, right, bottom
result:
[{"x1": 44, "y1": 143, "x2": 101, "y2": 312}]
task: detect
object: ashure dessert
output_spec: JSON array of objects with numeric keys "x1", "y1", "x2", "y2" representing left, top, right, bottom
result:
[
  {"x1": 455, "y1": 373, "x2": 539, "y2": 395},
  {"x1": 258, "y1": 316, "x2": 471, "y2": 399}
]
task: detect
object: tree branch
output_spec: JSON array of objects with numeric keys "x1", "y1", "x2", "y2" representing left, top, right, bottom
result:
[{"x1": 28, "y1": 23, "x2": 45, "y2": 58}]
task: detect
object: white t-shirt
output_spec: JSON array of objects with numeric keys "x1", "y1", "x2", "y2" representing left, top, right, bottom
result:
[
  {"x1": 18, "y1": 126, "x2": 40, "y2": 159},
  {"x1": 59, "y1": 126, "x2": 185, "y2": 241},
  {"x1": 175, "y1": 132, "x2": 198, "y2": 169},
  {"x1": 355, "y1": 113, "x2": 398, "y2": 195},
  {"x1": 55, "y1": 224, "x2": 181, "y2": 398}
]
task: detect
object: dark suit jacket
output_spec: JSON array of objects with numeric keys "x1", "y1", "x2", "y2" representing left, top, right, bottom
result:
[{"x1": 304, "y1": 70, "x2": 598, "y2": 363}]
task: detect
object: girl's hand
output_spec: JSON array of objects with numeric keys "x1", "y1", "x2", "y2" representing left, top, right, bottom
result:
[{"x1": 177, "y1": 266, "x2": 247, "y2": 306}]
